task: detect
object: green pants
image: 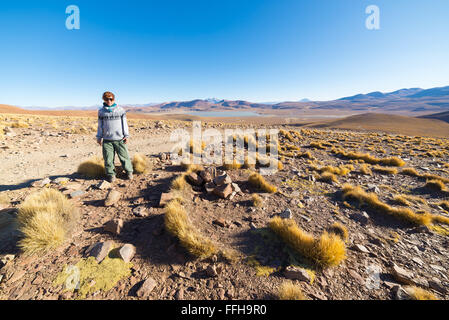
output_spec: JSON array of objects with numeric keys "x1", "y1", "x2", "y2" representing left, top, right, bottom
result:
[{"x1": 102, "y1": 140, "x2": 133, "y2": 177}]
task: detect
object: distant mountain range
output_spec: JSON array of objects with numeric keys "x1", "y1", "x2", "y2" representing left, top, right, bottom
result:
[{"x1": 16, "y1": 85, "x2": 449, "y2": 116}]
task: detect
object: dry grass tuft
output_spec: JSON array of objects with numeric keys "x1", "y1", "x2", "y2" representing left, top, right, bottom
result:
[
  {"x1": 359, "y1": 164, "x2": 372, "y2": 175},
  {"x1": 252, "y1": 193, "x2": 264, "y2": 207},
  {"x1": 224, "y1": 160, "x2": 243, "y2": 170},
  {"x1": 18, "y1": 189, "x2": 79, "y2": 254},
  {"x1": 77, "y1": 157, "x2": 105, "y2": 178},
  {"x1": 424, "y1": 179, "x2": 446, "y2": 192},
  {"x1": 268, "y1": 216, "x2": 346, "y2": 268},
  {"x1": 171, "y1": 174, "x2": 188, "y2": 191},
  {"x1": 248, "y1": 172, "x2": 277, "y2": 193},
  {"x1": 328, "y1": 222, "x2": 348, "y2": 242},
  {"x1": 393, "y1": 195, "x2": 410, "y2": 206},
  {"x1": 341, "y1": 184, "x2": 432, "y2": 226},
  {"x1": 318, "y1": 172, "x2": 338, "y2": 183},
  {"x1": 164, "y1": 199, "x2": 218, "y2": 259},
  {"x1": 278, "y1": 281, "x2": 306, "y2": 300},
  {"x1": 404, "y1": 286, "x2": 438, "y2": 300},
  {"x1": 333, "y1": 150, "x2": 405, "y2": 167},
  {"x1": 372, "y1": 165, "x2": 398, "y2": 175},
  {"x1": 132, "y1": 153, "x2": 151, "y2": 174}
]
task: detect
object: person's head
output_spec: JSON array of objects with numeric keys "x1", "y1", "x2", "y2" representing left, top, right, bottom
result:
[{"x1": 103, "y1": 91, "x2": 115, "y2": 106}]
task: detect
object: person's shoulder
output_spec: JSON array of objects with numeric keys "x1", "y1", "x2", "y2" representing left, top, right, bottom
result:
[{"x1": 116, "y1": 105, "x2": 127, "y2": 114}]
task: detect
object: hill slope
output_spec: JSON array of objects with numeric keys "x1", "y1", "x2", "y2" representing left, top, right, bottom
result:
[{"x1": 308, "y1": 113, "x2": 449, "y2": 138}]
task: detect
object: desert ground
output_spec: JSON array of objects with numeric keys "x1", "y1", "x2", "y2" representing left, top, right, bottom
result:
[{"x1": 1, "y1": 109, "x2": 449, "y2": 300}]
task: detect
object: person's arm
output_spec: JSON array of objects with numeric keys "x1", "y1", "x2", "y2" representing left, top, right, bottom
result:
[
  {"x1": 96, "y1": 111, "x2": 103, "y2": 145},
  {"x1": 121, "y1": 110, "x2": 130, "y2": 143}
]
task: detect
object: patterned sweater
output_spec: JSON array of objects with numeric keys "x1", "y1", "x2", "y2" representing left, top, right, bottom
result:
[{"x1": 96, "y1": 105, "x2": 129, "y2": 141}]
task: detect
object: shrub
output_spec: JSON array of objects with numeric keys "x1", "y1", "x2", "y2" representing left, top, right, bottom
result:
[
  {"x1": 393, "y1": 195, "x2": 410, "y2": 206},
  {"x1": 77, "y1": 157, "x2": 105, "y2": 178},
  {"x1": 164, "y1": 199, "x2": 218, "y2": 259},
  {"x1": 132, "y1": 153, "x2": 150, "y2": 174},
  {"x1": 359, "y1": 164, "x2": 372, "y2": 175},
  {"x1": 318, "y1": 172, "x2": 338, "y2": 183},
  {"x1": 372, "y1": 165, "x2": 398, "y2": 175},
  {"x1": 404, "y1": 286, "x2": 438, "y2": 300},
  {"x1": 268, "y1": 216, "x2": 346, "y2": 268},
  {"x1": 333, "y1": 150, "x2": 405, "y2": 167},
  {"x1": 248, "y1": 172, "x2": 277, "y2": 193},
  {"x1": 18, "y1": 189, "x2": 79, "y2": 254},
  {"x1": 278, "y1": 281, "x2": 306, "y2": 300}
]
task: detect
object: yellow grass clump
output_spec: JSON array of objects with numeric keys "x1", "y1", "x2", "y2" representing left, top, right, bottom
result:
[
  {"x1": 341, "y1": 184, "x2": 432, "y2": 226},
  {"x1": 438, "y1": 201, "x2": 449, "y2": 211},
  {"x1": 224, "y1": 160, "x2": 243, "y2": 170},
  {"x1": 333, "y1": 150, "x2": 405, "y2": 167},
  {"x1": 252, "y1": 193, "x2": 264, "y2": 207},
  {"x1": 248, "y1": 172, "x2": 277, "y2": 193},
  {"x1": 77, "y1": 157, "x2": 105, "y2": 178},
  {"x1": 171, "y1": 174, "x2": 188, "y2": 191},
  {"x1": 359, "y1": 164, "x2": 372, "y2": 175},
  {"x1": 328, "y1": 222, "x2": 348, "y2": 242},
  {"x1": 164, "y1": 199, "x2": 218, "y2": 259},
  {"x1": 424, "y1": 179, "x2": 447, "y2": 192},
  {"x1": 372, "y1": 165, "x2": 398, "y2": 175},
  {"x1": 393, "y1": 195, "x2": 410, "y2": 206},
  {"x1": 318, "y1": 172, "x2": 338, "y2": 183},
  {"x1": 18, "y1": 188, "x2": 79, "y2": 254},
  {"x1": 404, "y1": 286, "x2": 438, "y2": 300},
  {"x1": 278, "y1": 281, "x2": 306, "y2": 300},
  {"x1": 268, "y1": 216, "x2": 346, "y2": 268},
  {"x1": 132, "y1": 153, "x2": 151, "y2": 174}
]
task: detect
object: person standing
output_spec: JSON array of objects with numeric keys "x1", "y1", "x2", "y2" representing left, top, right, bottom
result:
[{"x1": 96, "y1": 91, "x2": 133, "y2": 182}]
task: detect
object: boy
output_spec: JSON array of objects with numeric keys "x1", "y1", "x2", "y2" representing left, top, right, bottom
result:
[{"x1": 96, "y1": 91, "x2": 133, "y2": 182}]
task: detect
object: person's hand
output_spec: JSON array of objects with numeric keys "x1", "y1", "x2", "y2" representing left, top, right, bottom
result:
[
  {"x1": 97, "y1": 138, "x2": 102, "y2": 146},
  {"x1": 123, "y1": 137, "x2": 128, "y2": 144}
]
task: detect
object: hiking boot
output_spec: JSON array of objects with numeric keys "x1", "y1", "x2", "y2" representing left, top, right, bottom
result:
[
  {"x1": 106, "y1": 175, "x2": 116, "y2": 183},
  {"x1": 126, "y1": 172, "x2": 133, "y2": 181}
]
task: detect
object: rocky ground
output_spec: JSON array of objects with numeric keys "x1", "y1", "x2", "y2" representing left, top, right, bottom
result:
[{"x1": 0, "y1": 114, "x2": 449, "y2": 300}]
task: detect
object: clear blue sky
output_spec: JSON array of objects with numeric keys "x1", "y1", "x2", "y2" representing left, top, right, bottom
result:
[{"x1": 0, "y1": 0, "x2": 448, "y2": 107}]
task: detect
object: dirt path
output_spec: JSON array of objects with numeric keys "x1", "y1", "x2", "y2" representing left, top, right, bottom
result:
[{"x1": 0, "y1": 129, "x2": 174, "y2": 191}]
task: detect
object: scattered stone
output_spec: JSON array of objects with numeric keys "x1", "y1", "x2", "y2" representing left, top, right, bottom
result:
[
  {"x1": 279, "y1": 208, "x2": 292, "y2": 219},
  {"x1": 63, "y1": 182, "x2": 83, "y2": 191},
  {"x1": 175, "y1": 288, "x2": 184, "y2": 300},
  {"x1": 53, "y1": 177, "x2": 70, "y2": 184},
  {"x1": 187, "y1": 172, "x2": 203, "y2": 186},
  {"x1": 348, "y1": 269, "x2": 365, "y2": 285},
  {"x1": 231, "y1": 183, "x2": 241, "y2": 193},
  {"x1": 213, "y1": 183, "x2": 233, "y2": 199},
  {"x1": 119, "y1": 244, "x2": 136, "y2": 263},
  {"x1": 298, "y1": 214, "x2": 312, "y2": 222},
  {"x1": 69, "y1": 190, "x2": 85, "y2": 199},
  {"x1": 199, "y1": 170, "x2": 213, "y2": 183},
  {"x1": 391, "y1": 264, "x2": 414, "y2": 285},
  {"x1": 88, "y1": 241, "x2": 113, "y2": 263},
  {"x1": 249, "y1": 222, "x2": 257, "y2": 230},
  {"x1": 97, "y1": 180, "x2": 111, "y2": 190},
  {"x1": 284, "y1": 266, "x2": 311, "y2": 282},
  {"x1": 204, "y1": 182, "x2": 215, "y2": 194},
  {"x1": 214, "y1": 173, "x2": 232, "y2": 186},
  {"x1": 159, "y1": 192, "x2": 173, "y2": 207},
  {"x1": 133, "y1": 206, "x2": 148, "y2": 217},
  {"x1": 136, "y1": 277, "x2": 157, "y2": 298},
  {"x1": 205, "y1": 265, "x2": 218, "y2": 277},
  {"x1": 8, "y1": 270, "x2": 26, "y2": 283},
  {"x1": 104, "y1": 190, "x2": 122, "y2": 207},
  {"x1": 429, "y1": 278, "x2": 447, "y2": 294},
  {"x1": 350, "y1": 212, "x2": 369, "y2": 225},
  {"x1": 392, "y1": 285, "x2": 411, "y2": 300},
  {"x1": 213, "y1": 219, "x2": 227, "y2": 228},
  {"x1": 0, "y1": 254, "x2": 15, "y2": 266},
  {"x1": 104, "y1": 219, "x2": 123, "y2": 235},
  {"x1": 353, "y1": 244, "x2": 370, "y2": 254},
  {"x1": 31, "y1": 177, "x2": 51, "y2": 187}
]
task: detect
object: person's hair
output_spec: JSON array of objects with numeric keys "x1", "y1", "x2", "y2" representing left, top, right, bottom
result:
[{"x1": 102, "y1": 91, "x2": 115, "y2": 101}]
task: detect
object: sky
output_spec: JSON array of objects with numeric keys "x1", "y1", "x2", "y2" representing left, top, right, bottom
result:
[{"x1": 0, "y1": 0, "x2": 448, "y2": 108}]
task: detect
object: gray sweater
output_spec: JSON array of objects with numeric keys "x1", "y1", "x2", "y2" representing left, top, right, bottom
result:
[{"x1": 96, "y1": 105, "x2": 129, "y2": 141}]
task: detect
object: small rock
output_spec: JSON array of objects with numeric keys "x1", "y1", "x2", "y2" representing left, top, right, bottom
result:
[
  {"x1": 213, "y1": 183, "x2": 233, "y2": 199},
  {"x1": 97, "y1": 180, "x2": 111, "y2": 190},
  {"x1": 231, "y1": 183, "x2": 241, "y2": 193},
  {"x1": 119, "y1": 244, "x2": 136, "y2": 263},
  {"x1": 136, "y1": 277, "x2": 157, "y2": 298},
  {"x1": 353, "y1": 244, "x2": 370, "y2": 254},
  {"x1": 88, "y1": 241, "x2": 113, "y2": 263},
  {"x1": 187, "y1": 172, "x2": 203, "y2": 186},
  {"x1": 214, "y1": 173, "x2": 232, "y2": 186},
  {"x1": 284, "y1": 266, "x2": 311, "y2": 282},
  {"x1": 279, "y1": 208, "x2": 292, "y2": 219},
  {"x1": 133, "y1": 206, "x2": 148, "y2": 217},
  {"x1": 104, "y1": 190, "x2": 122, "y2": 206},
  {"x1": 175, "y1": 288, "x2": 184, "y2": 300},
  {"x1": 69, "y1": 190, "x2": 85, "y2": 199},
  {"x1": 391, "y1": 264, "x2": 414, "y2": 285},
  {"x1": 159, "y1": 192, "x2": 173, "y2": 207},
  {"x1": 204, "y1": 182, "x2": 215, "y2": 194},
  {"x1": 53, "y1": 177, "x2": 69, "y2": 184},
  {"x1": 104, "y1": 219, "x2": 123, "y2": 235},
  {"x1": 205, "y1": 265, "x2": 218, "y2": 277},
  {"x1": 31, "y1": 177, "x2": 51, "y2": 188},
  {"x1": 199, "y1": 170, "x2": 213, "y2": 183},
  {"x1": 213, "y1": 219, "x2": 227, "y2": 228}
]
